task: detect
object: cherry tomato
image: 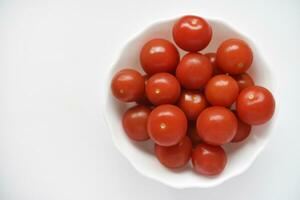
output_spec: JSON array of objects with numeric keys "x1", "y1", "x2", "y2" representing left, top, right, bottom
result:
[
  {"x1": 196, "y1": 106, "x2": 237, "y2": 145},
  {"x1": 205, "y1": 75, "x2": 239, "y2": 107},
  {"x1": 147, "y1": 104, "x2": 187, "y2": 146},
  {"x1": 177, "y1": 90, "x2": 208, "y2": 120},
  {"x1": 122, "y1": 105, "x2": 151, "y2": 141},
  {"x1": 236, "y1": 86, "x2": 275, "y2": 125},
  {"x1": 176, "y1": 53, "x2": 213, "y2": 90},
  {"x1": 231, "y1": 114, "x2": 251, "y2": 143},
  {"x1": 172, "y1": 15, "x2": 212, "y2": 52},
  {"x1": 188, "y1": 122, "x2": 202, "y2": 146},
  {"x1": 140, "y1": 39, "x2": 179, "y2": 75},
  {"x1": 111, "y1": 69, "x2": 144, "y2": 102},
  {"x1": 155, "y1": 136, "x2": 192, "y2": 168},
  {"x1": 232, "y1": 73, "x2": 255, "y2": 91},
  {"x1": 146, "y1": 73, "x2": 181, "y2": 105},
  {"x1": 216, "y1": 38, "x2": 253, "y2": 74},
  {"x1": 192, "y1": 143, "x2": 227, "y2": 175},
  {"x1": 204, "y1": 52, "x2": 223, "y2": 75}
]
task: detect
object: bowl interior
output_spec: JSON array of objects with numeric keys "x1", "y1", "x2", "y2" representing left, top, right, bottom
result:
[{"x1": 104, "y1": 18, "x2": 276, "y2": 188}]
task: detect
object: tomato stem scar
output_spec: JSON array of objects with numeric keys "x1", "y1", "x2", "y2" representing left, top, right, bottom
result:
[
  {"x1": 160, "y1": 123, "x2": 166, "y2": 129},
  {"x1": 238, "y1": 63, "x2": 244, "y2": 68},
  {"x1": 248, "y1": 94, "x2": 254, "y2": 99}
]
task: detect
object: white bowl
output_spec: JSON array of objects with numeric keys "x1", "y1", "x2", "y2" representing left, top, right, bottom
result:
[{"x1": 103, "y1": 17, "x2": 277, "y2": 188}]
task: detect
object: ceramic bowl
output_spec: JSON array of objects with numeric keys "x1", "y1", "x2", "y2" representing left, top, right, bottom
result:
[{"x1": 103, "y1": 17, "x2": 276, "y2": 188}]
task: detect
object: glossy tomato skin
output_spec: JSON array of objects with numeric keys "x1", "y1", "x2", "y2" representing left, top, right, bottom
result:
[
  {"x1": 237, "y1": 86, "x2": 275, "y2": 125},
  {"x1": 205, "y1": 75, "x2": 239, "y2": 107},
  {"x1": 111, "y1": 69, "x2": 145, "y2": 102},
  {"x1": 147, "y1": 104, "x2": 187, "y2": 146},
  {"x1": 217, "y1": 38, "x2": 253, "y2": 74},
  {"x1": 176, "y1": 53, "x2": 213, "y2": 90},
  {"x1": 140, "y1": 39, "x2": 179, "y2": 75},
  {"x1": 146, "y1": 73, "x2": 181, "y2": 105},
  {"x1": 192, "y1": 143, "x2": 227, "y2": 175},
  {"x1": 122, "y1": 105, "x2": 151, "y2": 141},
  {"x1": 231, "y1": 115, "x2": 251, "y2": 143},
  {"x1": 188, "y1": 122, "x2": 202, "y2": 147},
  {"x1": 204, "y1": 52, "x2": 223, "y2": 75},
  {"x1": 196, "y1": 106, "x2": 237, "y2": 145},
  {"x1": 232, "y1": 73, "x2": 255, "y2": 91},
  {"x1": 178, "y1": 90, "x2": 208, "y2": 120},
  {"x1": 155, "y1": 136, "x2": 192, "y2": 168},
  {"x1": 173, "y1": 15, "x2": 212, "y2": 52}
]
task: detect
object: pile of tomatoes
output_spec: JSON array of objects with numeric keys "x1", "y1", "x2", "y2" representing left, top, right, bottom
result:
[{"x1": 111, "y1": 15, "x2": 275, "y2": 176}]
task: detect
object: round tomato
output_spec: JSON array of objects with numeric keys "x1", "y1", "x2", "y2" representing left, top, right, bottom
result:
[
  {"x1": 231, "y1": 114, "x2": 251, "y2": 143},
  {"x1": 232, "y1": 73, "x2": 255, "y2": 91},
  {"x1": 146, "y1": 73, "x2": 181, "y2": 105},
  {"x1": 236, "y1": 86, "x2": 275, "y2": 125},
  {"x1": 155, "y1": 136, "x2": 192, "y2": 168},
  {"x1": 216, "y1": 38, "x2": 253, "y2": 74},
  {"x1": 176, "y1": 53, "x2": 213, "y2": 90},
  {"x1": 188, "y1": 122, "x2": 202, "y2": 146},
  {"x1": 196, "y1": 106, "x2": 237, "y2": 145},
  {"x1": 172, "y1": 15, "x2": 212, "y2": 52},
  {"x1": 204, "y1": 52, "x2": 223, "y2": 75},
  {"x1": 111, "y1": 69, "x2": 144, "y2": 102},
  {"x1": 147, "y1": 104, "x2": 187, "y2": 146},
  {"x1": 205, "y1": 74, "x2": 239, "y2": 107},
  {"x1": 177, "y1": 90, "x2": 208, "y2": 120},
  {"x1": 140, "y1": 39, "x2": 179, "y2": 75},
  {"x1": 122, "y1": 105, "x2": 151, "y2": 141},
  {"x1": 192, "y1": 143, "x2": 227, "y2": 175}
]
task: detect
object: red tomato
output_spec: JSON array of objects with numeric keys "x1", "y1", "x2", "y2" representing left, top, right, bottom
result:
[
  {"x1": 231, "y1": 115, "x2": 251, "y2": 143},
  {"x1": 217, "y1": 38, "x2": 253, "y2": 74},
  {"x1": 176, "y1": 53, "x2": 213, "y2": 90},
  {"x1": 236, "y1": 86, "x2": 275, "y2": 125},
  {"x1": 147, "y1": 104, "x2": 187, "y2": 146},
  {"x1": 155, "y1": 136, "x2": 192, "y2": 168},
  {"x1": 196, "y1": 106, "x2": 237, "y2": 145},
  {"x1": 192, "y1": 143, "x2": 227, "y2": 175},
  {"x1": 177, "y1": 90, "x2": 208, "y2": 120},
  {"x1": 146, "y1": 73, "x2": 181, "y2": 105},
  {"x1": 188, "y1": 122, "x2": 202, "y2": 147},
  {"x1": 122, "y1": 105, "x2": 151, "y2": 141},
  {"x1": 204, "y1": 52, "x2": 223, "y2": 75},
  {"x1": 232, "y1": 73, "x2": 255, "y2": 91},
  {"x1": 205, "y1": 75, "x2": 239, "y2": 107},
  {"x1": 140, "y1": 39, "x2": 179, "y2": 75},
  {"x1": 172, "y1": 15, "x2": 212, "y2": 52},
  {"x1": 111, "y1": 69, "x2": 144, "y2": 102}
]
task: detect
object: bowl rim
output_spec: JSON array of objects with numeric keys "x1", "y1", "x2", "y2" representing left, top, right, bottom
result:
[{"x1": 102, "y1": 16, "x2": 276, "y2": 189}]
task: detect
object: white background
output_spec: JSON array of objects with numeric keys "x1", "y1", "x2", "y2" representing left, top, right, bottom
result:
[{"x1": 0, "y1": 0, "x2": 300, "y2": 199}]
